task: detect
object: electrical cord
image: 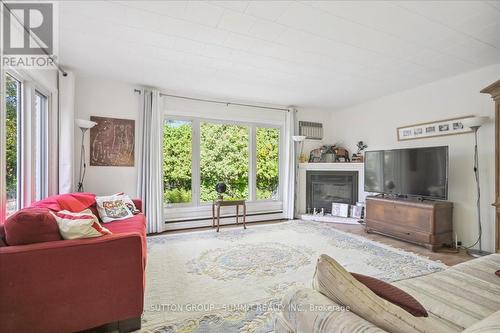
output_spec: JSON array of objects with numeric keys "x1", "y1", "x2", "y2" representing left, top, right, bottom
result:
[{"x1": 461, "y1": 128, "x2": 482, "y2": 251}]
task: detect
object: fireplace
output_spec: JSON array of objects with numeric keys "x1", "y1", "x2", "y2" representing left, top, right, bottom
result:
[{"x1": 306, "y1": 171, "x2": 358, "y2": 214}]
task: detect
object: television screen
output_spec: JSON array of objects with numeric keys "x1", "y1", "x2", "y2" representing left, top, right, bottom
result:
[{"x1": 364, "y1": 146, "x2": 448, "y2": 200}]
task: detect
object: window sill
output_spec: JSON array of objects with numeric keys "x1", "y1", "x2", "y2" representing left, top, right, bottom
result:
[{"x1": 164, "y1": 200, "x2": 283, "y2": 222}]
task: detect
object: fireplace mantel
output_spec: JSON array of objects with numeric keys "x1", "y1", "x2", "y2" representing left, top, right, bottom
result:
[{"x1": 297, "y1": 162, "x2": 367, "y2": 216}]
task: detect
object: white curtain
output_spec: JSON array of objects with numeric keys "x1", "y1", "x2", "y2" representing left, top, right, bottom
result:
[
  {"x1": 283, "y1": 108, "x2": 298, "y2": 219},
  {"x1": 58, "y1": 71, "x2": 75, "y2": 194},
  {"x1": 137, "y1": 90, "x2": 164, "y2": 234}
]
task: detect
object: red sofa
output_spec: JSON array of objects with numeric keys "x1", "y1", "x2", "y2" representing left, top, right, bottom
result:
[{"x1": 0, "y1": 195, "x2": 147, "y2": 333}]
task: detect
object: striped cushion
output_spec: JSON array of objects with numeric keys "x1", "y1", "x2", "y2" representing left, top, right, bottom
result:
[
  {"x1": 312, "y1": 254, "x2": 454, "y2": 333},
  {"x1": 462, "y1": 309, "x2": 500, "y2": 333},
  {"x1": 394, "y1": 254, "x2": 500, "y2": 331},
  {"x1": 51, "y1": 209, "x2": 111, "y2": 239}
]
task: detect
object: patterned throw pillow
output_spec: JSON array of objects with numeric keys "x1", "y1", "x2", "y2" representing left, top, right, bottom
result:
[
  {"x1": 312, "y1": 254, "x2": 449, "y2": 333},
  {"x1": 95, "y1": 195, "x2": 134, "y2": 223},
  {"x1": 112, "y1": 192, "x2": 140, "y2": 214},
  {"x1": 51, "y1": 209, "x2": 111, "y2": 239}
]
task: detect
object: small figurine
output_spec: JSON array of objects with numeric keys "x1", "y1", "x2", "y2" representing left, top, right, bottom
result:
[
  {"x1": 334, "y1": 147, "x2": 350, "y2": 162},
  {"x1": 356, "y1": 141, "x2": 368, "y2": 154},
  {"x1": 352, "y1": 141, "x2": 368, "y2": 162}
]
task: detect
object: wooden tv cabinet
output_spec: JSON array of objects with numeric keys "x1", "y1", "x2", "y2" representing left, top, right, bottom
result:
[{"x1": 365, "y1": 196, "x2": 453, "y2": 251}]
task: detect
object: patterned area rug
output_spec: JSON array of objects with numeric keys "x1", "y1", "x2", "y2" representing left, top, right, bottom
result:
[{"x1": 140, "y1": 220, "x2": 445, "y2": 333}]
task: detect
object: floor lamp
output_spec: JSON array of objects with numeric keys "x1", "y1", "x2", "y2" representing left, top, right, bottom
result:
[
  {"x1": 462, "y1": 116, "x2": 490, "y2": 257},
  {"x1": 76, "y1": 119, "x2": 97, "y2": 192}
]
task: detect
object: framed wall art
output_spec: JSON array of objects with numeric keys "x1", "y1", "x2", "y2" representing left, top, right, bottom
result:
[
  {"x1": 397, "y1": 115, "x2": 474, "y2": 141},
  {"x1": 90, "y1": 116, "x2": 135, "y2": 166}
]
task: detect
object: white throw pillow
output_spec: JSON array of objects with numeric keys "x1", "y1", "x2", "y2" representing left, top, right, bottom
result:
[
  {"x1": 52, "y1": 209, "x2": 111, "y2": 239},
  {"x1": 111, "y1": 192, "x2": 140, "y2": 214},
  {"x1": 95, "y1": 194, "x2": 134, "y2": 223}
]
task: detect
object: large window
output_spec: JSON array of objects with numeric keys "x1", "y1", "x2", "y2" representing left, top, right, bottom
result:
[
  {"x1": 5, "y1": 74, "x2": 21, "y2": 216},
  {"x1": 163, "y1": 120, "x2": 192, "y2": 204},
  {"x1": 256, "y1": 127, "x2": 280, "y2": 200},
  {"x1": 162, "y1": 118, "x2": 281, "y2": 207},
  {"x1": 2, "y1": 72, "x2": 51, "y2": 219},
  {"x1": 200, "y1": 122, "x2": 249, "y2": 202}
]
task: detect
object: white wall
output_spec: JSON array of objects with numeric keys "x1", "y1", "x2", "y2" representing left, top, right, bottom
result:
[
  {"x1": 74, "y1": 76, "x2": 141, "y2": 196},
  {"x1": 74, "y1": 76, "x2": 333, "y2": 201},
  {"x1": 329, "y1": 63, "x2": 500, "y2": 252}
]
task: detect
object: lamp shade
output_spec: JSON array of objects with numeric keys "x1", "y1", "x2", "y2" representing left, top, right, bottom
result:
[
  {"x1": 462, "y1": 116, "x2": 489, "y2": 129},
  {"x1": 292, "y1": 135, "x2": 306, "y2": 142},
  {"x1": 76, "y1": 119, "x2": 97, "y2": 129}
]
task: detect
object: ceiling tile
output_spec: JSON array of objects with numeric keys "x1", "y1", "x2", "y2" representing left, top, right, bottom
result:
[
  {"x1": 184, "y1": 1, "x2": 224, "y2": 27},
  {"x1": 244, "y1": 1, "x2": 291, "y2": 21},
  {"x1": 212, "y1": 1, "x2": 249, "y2": 13},
  {"x1": 247, "y1": 19, "x2": 286, "y2": 41},
  {"x1": 217, "y1": 10, "x2": 257, "y2": 34}
]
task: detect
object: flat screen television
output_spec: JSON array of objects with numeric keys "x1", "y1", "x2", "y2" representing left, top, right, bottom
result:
[{"x1": 364, "y1": 146, "x2": 448, "y2": 200}]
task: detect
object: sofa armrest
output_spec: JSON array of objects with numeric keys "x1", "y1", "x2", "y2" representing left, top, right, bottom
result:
[
  {"x1": 280, "y1": 287, "x2": 388, "y2": 333},
  {"x1": 132, "y1": 198, "x2": 143, "y2": 213},
  {"x1": 0, "y1": 233, "x2": 145, "y2": 333}
]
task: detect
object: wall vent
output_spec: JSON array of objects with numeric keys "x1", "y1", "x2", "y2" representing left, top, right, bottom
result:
[{"x1": 299, "y1": 121, "x2": 323, "y2": 140}]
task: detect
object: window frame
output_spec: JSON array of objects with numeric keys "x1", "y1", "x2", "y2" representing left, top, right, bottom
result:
[
  {"x1": 163, "y1": 115, "x2": 283, "y2": 209},
  {"x1": 34, "y1": 89, "x2": 49, "y2": 200},
  {"x1": 1, "y1": 69, "x2": 55, "y2": 220},
  {"x1": 4, "y1": 72, "x2": 23, "y2": 215}
]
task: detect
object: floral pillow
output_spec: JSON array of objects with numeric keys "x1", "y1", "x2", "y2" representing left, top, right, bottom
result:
[{"x1": 95, "y1": 194, "x2": 134, "y2": 223}]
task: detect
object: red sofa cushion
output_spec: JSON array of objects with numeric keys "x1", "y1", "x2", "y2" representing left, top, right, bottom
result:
[
  {"x1": 4, "y1": 208, "x2": 62, "y2": 246},
  {"x1": 105, "y1": 214, "x2": 147, "y2": 263},
  {"x1": 32, "y1": 193, "x2": 96, "y2": 212},
  {"x1": 0, "y1": 224, "x2": 6, "y2": 247}
]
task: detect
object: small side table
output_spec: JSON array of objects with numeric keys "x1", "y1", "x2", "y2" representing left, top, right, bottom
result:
[{"x1": 212, "y1": 199, "x2": 246, "y2": 232}]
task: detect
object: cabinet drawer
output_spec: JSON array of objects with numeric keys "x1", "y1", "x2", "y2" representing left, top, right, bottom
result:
[
  {"x1": 366, "y1": 219, "x2": 431, "y2": 244},
  {"x1": 366, "y1": 201, "x2": 432, "y2": 231}
]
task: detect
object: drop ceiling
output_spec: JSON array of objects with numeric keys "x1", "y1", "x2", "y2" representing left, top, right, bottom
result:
[{"x1": 59, "y1": 0, "x2": 500, "y2": 109}]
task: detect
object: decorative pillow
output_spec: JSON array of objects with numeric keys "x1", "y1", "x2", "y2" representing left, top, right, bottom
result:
[
  {"x1": 351, "y1": 272, "x2": 428, "y2": 317},
  {"x1": 312, "y1": 254, "x2": 445, "y2": 333},
  {"x1": 51, "y1": 209, "x2": 111, "y2": 239},
  {"x1": 112, "y1": 193, "x2": 140, "y2": 214},
  {"x1": 95, "y1": 195, "x2": 134, "y2": 223},
  {"x1": 495, "y1": 270, "x2": 500, "y2": 278},
  {"x1": 4, "y1": 208, "x2": 62, "y2": 245}
]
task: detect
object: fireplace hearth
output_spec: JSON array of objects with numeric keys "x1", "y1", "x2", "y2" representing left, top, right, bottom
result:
[{"x1": 306, "y1": 170, "x2": 358, "y2": 214}]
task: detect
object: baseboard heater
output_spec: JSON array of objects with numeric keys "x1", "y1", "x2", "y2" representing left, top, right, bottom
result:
[{"x1": 163, "y1": 211, "x2": 284, "y2": 231}]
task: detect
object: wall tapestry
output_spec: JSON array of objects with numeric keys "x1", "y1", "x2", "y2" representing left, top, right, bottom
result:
[
  {"x1": 397, "y1": 115, "x2": 473, "y2": 141},
  {"x1": 90, "y1": 116, "x2": 135, "y2": 166}
]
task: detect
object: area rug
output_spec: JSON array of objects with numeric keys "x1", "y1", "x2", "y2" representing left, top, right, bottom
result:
[{"x1": 140, "y1": 220, "x2": 445, "y2": 333}]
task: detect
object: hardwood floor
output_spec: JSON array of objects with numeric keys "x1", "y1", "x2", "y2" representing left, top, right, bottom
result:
[
  {"x1": 329, "y1": 222, "x2": 472, "y2": 266},
  {"x1": 159, "y1": 219, "x2": 473, "y2": 266}
]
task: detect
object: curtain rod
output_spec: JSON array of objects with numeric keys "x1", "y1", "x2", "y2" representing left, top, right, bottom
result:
[
  {"x1": 134, "y1": 89, "x2": 289, "y2": 112},
  {"x1": 1, "y1": 1, "x2": 68, "y2": 77}
]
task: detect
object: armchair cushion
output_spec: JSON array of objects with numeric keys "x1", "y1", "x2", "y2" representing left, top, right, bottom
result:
[{"x1": 4, "y1": 208, "x2": 62, "y2": 245}]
